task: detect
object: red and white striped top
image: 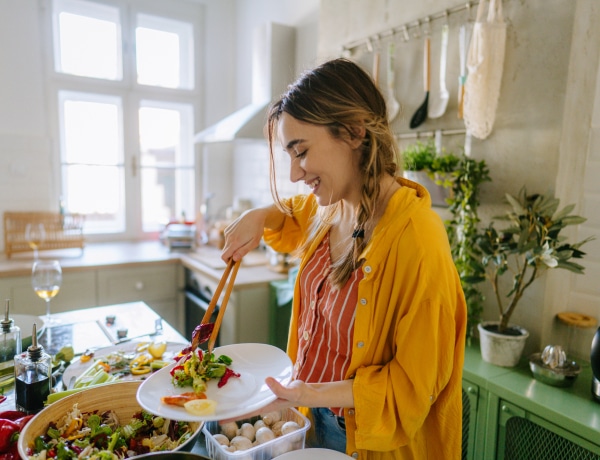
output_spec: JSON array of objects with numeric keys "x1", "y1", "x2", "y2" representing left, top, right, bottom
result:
[{"x1": 293, "y1": 231, "x2": 363, "y2": 415}]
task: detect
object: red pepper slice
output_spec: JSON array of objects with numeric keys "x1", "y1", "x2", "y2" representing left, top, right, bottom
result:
[{"x1": 217, "y1": 367, "x2": 240, "y2": 388}]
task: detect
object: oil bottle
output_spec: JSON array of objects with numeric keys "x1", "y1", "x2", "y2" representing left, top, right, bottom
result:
[
  {"x1": 0, "y1": 299, "x2": 21, "y2": 385},
  {"x1": 14, "y1": 323, "x2": 51, "y2": 414}
]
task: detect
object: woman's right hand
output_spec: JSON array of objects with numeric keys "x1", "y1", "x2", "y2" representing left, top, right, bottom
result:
[{"x1": 221, "y1": 207, "x2": 281, "y2": 262}]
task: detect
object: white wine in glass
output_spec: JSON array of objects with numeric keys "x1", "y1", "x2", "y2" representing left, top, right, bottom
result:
[
  {"x1": 32, "y1": 260, "x2": 62, "y2": 326},
  {"x1": 25, "y1": 223, "x2": 46, "y2": 260}
]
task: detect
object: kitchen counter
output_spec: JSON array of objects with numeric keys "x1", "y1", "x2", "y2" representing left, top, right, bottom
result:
[{"x1": 0, "y1": 241, "x2": 287, "y2": 287}]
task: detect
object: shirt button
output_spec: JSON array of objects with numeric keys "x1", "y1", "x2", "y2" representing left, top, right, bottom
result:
[
  {"x1": 310, "y1": 300, "x2": 316, "y2": 310},
  {"x1": 351, "y1": 453, "x2": 359, "y2": 459},
  {"x1": 359, "y1": 298, "x2": 367, "y2": 306},
  {"x1": 357, "y1": 341, "x2": 364, "y2": 348},
  {"x1": 303, "y1": 331, "x2": 310, "y2": 340},
  {"x1": 363, "y1": 266, "x2": 372, "y2": 274},
  {"x1": 348, "y1": 409, "x2": 355, "y2": 415}
]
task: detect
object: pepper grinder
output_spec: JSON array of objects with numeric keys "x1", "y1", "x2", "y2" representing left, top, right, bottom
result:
[
  {"x1": 0, "y1": 299, "x2": 21, "y2": 384},
  {"x1": 14, "y1": 323, "x2": 52, "y2": 414}
]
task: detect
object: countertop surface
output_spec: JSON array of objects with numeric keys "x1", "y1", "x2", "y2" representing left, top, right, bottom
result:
[{"x1": 0, "y1": 241, "x2": 288, "y2": 287}]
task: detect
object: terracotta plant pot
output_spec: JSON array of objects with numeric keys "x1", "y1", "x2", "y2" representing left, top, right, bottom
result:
[{"x1": 478, "y1": 321, "x2": 529, "y2": 367}]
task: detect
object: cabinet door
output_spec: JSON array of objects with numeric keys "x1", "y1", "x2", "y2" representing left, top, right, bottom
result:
[
  {"x1": 0, "y1": 272, "x2": 96, "y2": 316},
  {"x1": 462, "y1": 379, "x2": 488, "y2": 460},
  {"x1": 497, "y1": 399, "x2": 600, "y2": 459},
  {"x1": 97, "y1": 265, "x2": 181, "y2": 332}
]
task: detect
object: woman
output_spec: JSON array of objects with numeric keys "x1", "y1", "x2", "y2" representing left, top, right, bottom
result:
[{"x1": 221, "y1": 58, "x2": 467, "y2": 460}]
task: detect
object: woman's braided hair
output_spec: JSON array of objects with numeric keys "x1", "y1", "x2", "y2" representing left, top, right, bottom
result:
[{"x1": 266, "y1": 58, "x2": 400, "y2": 288}]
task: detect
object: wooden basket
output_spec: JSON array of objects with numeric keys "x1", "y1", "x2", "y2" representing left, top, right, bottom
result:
[{"x1": 3, "y1": 211, "x2": 85, "y2": 258}]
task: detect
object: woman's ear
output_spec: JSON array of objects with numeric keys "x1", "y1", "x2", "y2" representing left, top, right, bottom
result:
[{"x1": 348, "y1": 125, "x2": 366, "y2": 149}]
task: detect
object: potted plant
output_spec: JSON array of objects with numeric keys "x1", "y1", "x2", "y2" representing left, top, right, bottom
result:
[
  {"x1": 443, "y1": 156, "x2": 491, "y2": 343},
  {"x1": 469, "y1": 188, "x2": 593, "y2": 367},
  {"x1": 402, "y1": 140, "x2": 459, "y2": 206}
]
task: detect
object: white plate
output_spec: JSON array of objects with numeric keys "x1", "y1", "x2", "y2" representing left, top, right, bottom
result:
[
  {"x1": 273, "y1": 448, "x2": 353, "y2": 459},
  {"x1": 62, "y1": 341, "x2": 187, "y2": 388},
  {"x1": 136, "y1": 343, "x2": 293, "y2": 422}
]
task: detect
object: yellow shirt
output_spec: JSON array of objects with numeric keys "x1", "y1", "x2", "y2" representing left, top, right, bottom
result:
[{"x1": 264, "y1": 178, "x2": 467, "y2": 460}]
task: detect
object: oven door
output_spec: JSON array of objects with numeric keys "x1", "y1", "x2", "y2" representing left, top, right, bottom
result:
[{"x1": 184, "y1": 269, "x2": 219, "y2": 348}]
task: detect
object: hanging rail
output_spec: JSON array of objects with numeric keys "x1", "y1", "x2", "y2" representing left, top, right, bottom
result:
[
  {"x1": 341, "y1": 1, "x2": 479, "y2": 54},
  {"x1": 395, "y1": 128, "x2": 466, "y2": 140}
]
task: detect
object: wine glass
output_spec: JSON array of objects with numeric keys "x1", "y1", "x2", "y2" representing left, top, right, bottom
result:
[
  {"x1": 32, "y1": 260, "x2": 62, "y2": 326},
  {"x1": 25, "y1": 223, "x2": 46, "y2": 260}
]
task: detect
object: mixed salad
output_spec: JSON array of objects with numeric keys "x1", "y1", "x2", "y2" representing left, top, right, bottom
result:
[
  {"x1": 26, "y1": 404, "x2": 196, "y2": 459},
  {"x1": 169, "y1": 348, "x2": 240, "y2": 395}
]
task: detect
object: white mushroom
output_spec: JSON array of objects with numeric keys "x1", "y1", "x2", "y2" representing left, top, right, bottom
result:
[
  {"x1": 220, "y1": 421, "x2": 239, "y2": 440},
  {"x1": 271, "y1": 420, "x2": 286, "y2": 437},
  {"x1": 237, "y1": 422, "x2": 256, "y2": 442},
  {"x1": 281, "y1": 421, "x2": 301, "y2": 435},
  {"x1": 261, "y1": 411, "x2": 282, "y2": 426},
  {"x1": 255, "y1": 426, "x2": 276, "y2": 444},
  {"x1": 213, "y1": 433, "x2": 230, "y2": 446},
  {"x1": 253, "y1": 419, "x2": 267, "y2": 431},
  {"x1": 230, "y1": 435, "x2": 253, "y2": 451}
]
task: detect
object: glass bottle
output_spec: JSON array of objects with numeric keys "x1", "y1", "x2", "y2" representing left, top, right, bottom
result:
[
  {"x1": 0, "y1": 299, "x2": 21, "y2": 386},
  {"x1": 14, "y1": 324, "x2": 51, "y2": 414}
]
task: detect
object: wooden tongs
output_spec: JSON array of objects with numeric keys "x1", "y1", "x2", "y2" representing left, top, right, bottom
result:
[{"x1": 190, "y1": 259, "x2": 241, "y2": 353}]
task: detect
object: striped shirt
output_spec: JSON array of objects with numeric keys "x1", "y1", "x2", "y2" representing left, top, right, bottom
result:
[{"x1": 293, "y1": 231, "x2": 363, "y2": 416}]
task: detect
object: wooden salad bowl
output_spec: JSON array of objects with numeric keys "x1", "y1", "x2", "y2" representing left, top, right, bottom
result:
[{"x1": 18, "y1": 380, "x2": 202, "y2": 458}]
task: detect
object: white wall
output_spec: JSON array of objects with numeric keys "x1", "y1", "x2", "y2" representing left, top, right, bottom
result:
[{"x1": 318, "y1": 0, "x2": 600, "y2": 360}]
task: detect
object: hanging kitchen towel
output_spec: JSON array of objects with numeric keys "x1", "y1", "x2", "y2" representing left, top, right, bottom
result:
[{"x1": 463, "y1": 0, "x2": 506, "y2": 139}]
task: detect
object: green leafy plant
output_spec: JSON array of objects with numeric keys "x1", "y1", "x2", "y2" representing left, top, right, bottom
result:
[
  {"x1": 443, "y1": 156, "x2": 491, "y2": 341},
  {"x1": 469, "y1": 189, "x2": 593, "y2": 334}
]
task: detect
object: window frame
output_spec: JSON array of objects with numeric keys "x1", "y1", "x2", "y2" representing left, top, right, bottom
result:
[{"x1": 44, "y1": 0, "x2": 203, "y2": 242}]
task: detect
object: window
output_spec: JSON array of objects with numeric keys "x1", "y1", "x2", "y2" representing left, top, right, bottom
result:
[{"x1": 50, "y1": 0, "x2": 199, "y2": 237}]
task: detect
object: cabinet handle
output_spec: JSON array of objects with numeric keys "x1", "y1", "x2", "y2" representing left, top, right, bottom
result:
[
  {"x1": 467, "y1": 386, "x2": 477, "y2": 395},
  {"x1": 135, "y1": 281, "x2": 144, "y2": 291},
  {"x1": 501, "y1": 404, "x2": 511, "y2": 413}
]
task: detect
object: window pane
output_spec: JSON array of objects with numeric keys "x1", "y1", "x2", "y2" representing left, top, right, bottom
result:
[
  {"x1": 136, "y1": 14, "x2": 194, "y2": 89},
  {"x1": 141, "y1": 167, "x2": 195, "y2": 231},
  {"x1": 61, "y1": 94, "x2": 123, "y2": 165},
  {"x1": 54, "y1": 0, "x2": 121, "y2": 80},
  {"x1": 63, "y1": 164, "x2": 125, "y2": 233},
  {"x1": 139, "y1": 101, "x2": 194, "y2": 232}
]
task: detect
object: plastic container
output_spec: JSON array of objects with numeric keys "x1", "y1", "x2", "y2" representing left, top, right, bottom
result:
[{"x1": 203, "y1": 408, "x2": 311, "y2": 460}]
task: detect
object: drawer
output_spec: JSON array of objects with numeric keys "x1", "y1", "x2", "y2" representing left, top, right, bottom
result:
[{"x1": 97, "y1": 265, "x2": 178, "y2": 305}]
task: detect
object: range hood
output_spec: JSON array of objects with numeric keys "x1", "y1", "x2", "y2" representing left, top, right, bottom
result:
[{"x1": 195, "y1": 22, "x2": 296, "y2": 143}]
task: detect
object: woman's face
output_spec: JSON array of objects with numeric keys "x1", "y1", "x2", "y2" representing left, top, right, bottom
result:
[{"x1": 277, "y1": 112, "x2": 363, "y2": 207}]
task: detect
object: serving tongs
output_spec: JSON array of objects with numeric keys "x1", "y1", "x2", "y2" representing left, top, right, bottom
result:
[{"x1": 190, "y1": 259, "x2": 241, "y2": 353}]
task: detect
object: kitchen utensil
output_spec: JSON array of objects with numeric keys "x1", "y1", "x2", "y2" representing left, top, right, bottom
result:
[
  {"x1": 529, "y1": 352, "x2": 581, "y2": 388},
  {"x1": 409, "y1": 36, "x2": 430, "y2": 129},
  {"x1": 386, "y1": 42, "x2": 400, "y2": 121},
  {"x1": 372, "y1": 50, "x2": 381, "y2": 87},
  {"x1": 429, "y1": 23, "x2": 449, "y2": 118},
  {"x1": 191, "y1": 259, "x2": 241, "y2": 352},
  {"x1": 457, "y1": 24, "x2": 468, "y2": 119}
]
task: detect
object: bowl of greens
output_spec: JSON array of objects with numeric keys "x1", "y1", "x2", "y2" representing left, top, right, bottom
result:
[{"x1": 18, "y1": 380, "x2": 202, "y2": 459}]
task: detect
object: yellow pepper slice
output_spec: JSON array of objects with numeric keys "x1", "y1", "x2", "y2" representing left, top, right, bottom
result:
[{"x1": 130, "y1": 353, "x2": 152, "y2": 375}]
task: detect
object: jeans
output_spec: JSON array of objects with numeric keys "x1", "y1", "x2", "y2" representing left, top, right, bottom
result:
[{"x1": 307, "y1": 407, "x2": 347, "y2": 453}]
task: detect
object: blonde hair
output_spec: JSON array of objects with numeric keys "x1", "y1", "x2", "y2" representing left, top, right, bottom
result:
[{"x1": 266, "y1": 58, "x2": 401, "y2": 288}]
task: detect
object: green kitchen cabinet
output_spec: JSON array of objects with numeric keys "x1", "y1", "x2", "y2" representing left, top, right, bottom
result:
[{"x1": 463, "y1": 342, "x2": 600, "y2": 459}]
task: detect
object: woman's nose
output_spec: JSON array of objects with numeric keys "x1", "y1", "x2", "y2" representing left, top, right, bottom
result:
[{"x1": 289, "y1": 160, "x2": 304, "y2": 183}]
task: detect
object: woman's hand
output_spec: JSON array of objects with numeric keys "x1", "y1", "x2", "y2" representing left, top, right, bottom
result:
[{"x1": 221, "y1": 205, "x2": 285, "y2": 262}]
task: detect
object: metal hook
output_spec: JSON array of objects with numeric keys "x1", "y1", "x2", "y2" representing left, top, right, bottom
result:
[
  {"x1": 366, "y1": 38, "x2": 373, "y2": 53},
  {"x1": 402, "y1": 25, "x2": 410, "y2": 42},
  {"x1": 412, "y1": 20, "x2": 421, "y2": 39},
  {"x1": 423, "y1": 16, "x2": 431, "y2": 37}
]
